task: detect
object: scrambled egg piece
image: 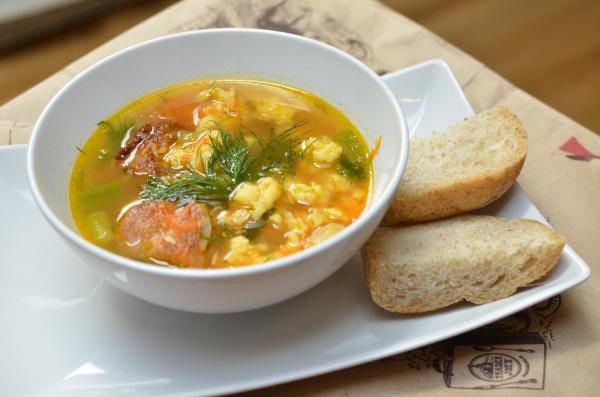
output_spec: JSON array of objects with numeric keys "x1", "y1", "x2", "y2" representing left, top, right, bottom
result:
[
  {"x1": 286, "y1": 182, "x2": 331, "y2": 205},
  {"x1": 304, "y1": 137, "x2": 343, "y2": 166},
  {"x1": 225, "y1": 236, "x2": 262, "y2": 266},
  {"x1": 233, "y1": 177, "x2": 283, "y2": 220},
  {"x1": 194, "y1": 87, "x2": 240, "y2": 132},
  {"x1": 326, "y1": 172, "x2": 353, "y2": 191},
  {"x1": 306, "y1": 207, "x2": 345, "y2": 227},
  {"x1": 196, "y1": 114, "x2": 219, "y2": 131},
  {"x1": 270, "y1": 207, "x2": 346, "y2": 252},
  {"x1": 164, "y1": 130, "x2": 217, "y2": 171},
  {"x1": 268, "y1": 212, "x2": 283, "y2": 226},
  {"x1": 252, "y1": 98, "x2": 296, "y2": 128},
  {"x1": 217, "y1": 208, "x2": 251, "y2": 228},
  {"x1": 281, "y1": 210, "x2": 309, "y2": 250}
]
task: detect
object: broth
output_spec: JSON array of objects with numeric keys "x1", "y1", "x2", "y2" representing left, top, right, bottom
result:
[{"x1": 70, "y1": 79, "x2": 375, "y2": 268}]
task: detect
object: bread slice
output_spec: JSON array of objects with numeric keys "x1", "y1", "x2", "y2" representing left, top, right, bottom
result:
[
  {"x1": 362, "y1": 215, "x2": 565, "y2": 313},
  {"x1": 384, "y1": 106, "x2": 528, "y2": 225}
]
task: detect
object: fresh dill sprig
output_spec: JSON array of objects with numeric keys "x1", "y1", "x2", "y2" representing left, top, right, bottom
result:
[
  {"x1": 207, "y1": 128, "x2": 253, "y2": 185},
  {"x1": 248, "y1": 121, "x2": 307, "y2": 177},
  {"x1": 140, "y1": 169, "x2": 231, "y2": 206},
  {"x1": 97, "y1": 119, "x2": 135, "y2": 137},
  {"x1": 140, "y1": 122, "x2": 307, "y2": 206}
]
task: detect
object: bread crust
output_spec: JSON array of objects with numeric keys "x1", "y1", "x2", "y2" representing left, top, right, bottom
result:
[{"x1": 384, "y1": 106, "x2": 527, "y2": 225}]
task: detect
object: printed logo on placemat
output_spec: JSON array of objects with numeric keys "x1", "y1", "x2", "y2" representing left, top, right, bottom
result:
[
  {"x1": 381, "y1": 296, "x2": 561, "y2": 390},
  {"x1": 468, "y1": 352, "x2": 523, "y2": 382},
  {"x1": 440, "y1": 339, "x2": 545, "y2": 390}
]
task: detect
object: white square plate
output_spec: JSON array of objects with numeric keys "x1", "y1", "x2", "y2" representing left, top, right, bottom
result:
[{"x1": 0, "y1": 60, "x2": 590, "y2": 396}]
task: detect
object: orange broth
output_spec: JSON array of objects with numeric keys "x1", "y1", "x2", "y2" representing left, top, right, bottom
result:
[{"x1": 69, "y1": 79, "x2": 373, "y2": 268}]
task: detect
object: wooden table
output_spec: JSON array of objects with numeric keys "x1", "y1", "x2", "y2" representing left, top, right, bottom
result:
[{"x1": 2, "y1": 0, "x2": 599, "y2": 132}]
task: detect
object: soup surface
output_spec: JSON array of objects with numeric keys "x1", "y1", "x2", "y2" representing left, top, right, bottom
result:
[{"x1": 70, "y1": 79, "x2": 375, "y2": 268}]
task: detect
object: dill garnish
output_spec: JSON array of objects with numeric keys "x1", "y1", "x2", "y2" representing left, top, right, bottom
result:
[
  {"x1": 71, "y1": 164, "x2": 86, "y2": 188},
  {"x1": 249, "y1": 121, "x2": 308, "y2": 177},
  {"x1": 97, "y1": 120, "x2": 135, "y2": 137},
  {"x1": 338, "y1": 156, "x2": 366, "y2": 180},
  {"x1": 314, "y1": 101, "x2": 327, "y2": 114},
  {"x1": 334, "y1": 129, "x2": 368, "y2": 180},
  {"x1": 140, "y1": 170, "x2": 231, "y2": 206},
  {"x1": 140, "y1": 122, "x2": 307, "y2": 205},
  {"x1": 207, "y1": 128, "x2": 253, "y2": 186}
]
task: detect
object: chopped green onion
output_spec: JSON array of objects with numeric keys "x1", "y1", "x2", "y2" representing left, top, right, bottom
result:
[{"x1": 81, "y1": 180, "x2": 122, "y2": 210}]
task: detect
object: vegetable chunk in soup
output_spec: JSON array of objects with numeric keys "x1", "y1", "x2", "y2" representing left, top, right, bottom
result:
[{"x1": 70, "y1": 79, "x2": 376, "y2": 268}]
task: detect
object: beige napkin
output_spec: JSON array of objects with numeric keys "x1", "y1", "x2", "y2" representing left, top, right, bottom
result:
[{"x1": 1, "y1": 1, "x2": 598, "y2": 395}]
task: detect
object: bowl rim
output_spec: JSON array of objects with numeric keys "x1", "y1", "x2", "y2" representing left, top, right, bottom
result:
[{"x1": 27, "y1": 28, "x2": 408, "y2": 279}]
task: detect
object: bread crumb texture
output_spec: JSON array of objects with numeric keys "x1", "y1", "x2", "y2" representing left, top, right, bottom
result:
[{"x1": 362, "y1": 215, "x2": 565, "y2": 313}]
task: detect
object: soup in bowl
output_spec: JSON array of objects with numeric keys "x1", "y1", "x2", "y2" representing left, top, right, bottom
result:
[
  {"x1": 28, "y1": 29, "x2": 408, "y2": 313},
  {"x1": 71, "y1": 79, "x2": 375, "y2": 269}
]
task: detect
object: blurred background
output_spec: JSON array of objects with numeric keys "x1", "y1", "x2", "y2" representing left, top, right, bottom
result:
[{"x1": 0, "y1": 0, "x2": 598, "y2": 133}]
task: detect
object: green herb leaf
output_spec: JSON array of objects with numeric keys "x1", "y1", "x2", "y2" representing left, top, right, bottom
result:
[
  {"x1": 334, "y1": 130, "x2": 369, "y2": 181},
  {"x1": 314, "y1": 101, "x2": 328, "y2": 114},
  {"x1": 71, "y1": 164, "x2": 86, "y2": 188},
  {"x1": 140, "y1": 169, "x2": 232, "y2": 206},
  {"x1": 338, "y1": 155, "x2": 366, "y2": 180},
  {"x1": 97, "y1": 120, "x2": 114, "y2": 133},
  {"x1": 248, "y1": 121, "x2": 307, "y2": 178},
  {"x1": 207, "y1": 128, "x2": 253, "y2": 186},
  {"x1": 97, "y1": 120, "x2": 134, "y2": 136},
  {"x1": 334, "y1": 129, "x2": 365, "y2": 164}
]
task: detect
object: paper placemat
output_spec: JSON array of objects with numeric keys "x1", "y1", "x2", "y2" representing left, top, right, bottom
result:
[{"x1": 2, "y1": 1, "x2": 598, "y2": 395}]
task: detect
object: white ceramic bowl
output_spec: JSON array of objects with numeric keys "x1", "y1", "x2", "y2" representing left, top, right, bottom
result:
[{"x1": 27, "y1": 29, "x2": 408, "y2": 313}]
